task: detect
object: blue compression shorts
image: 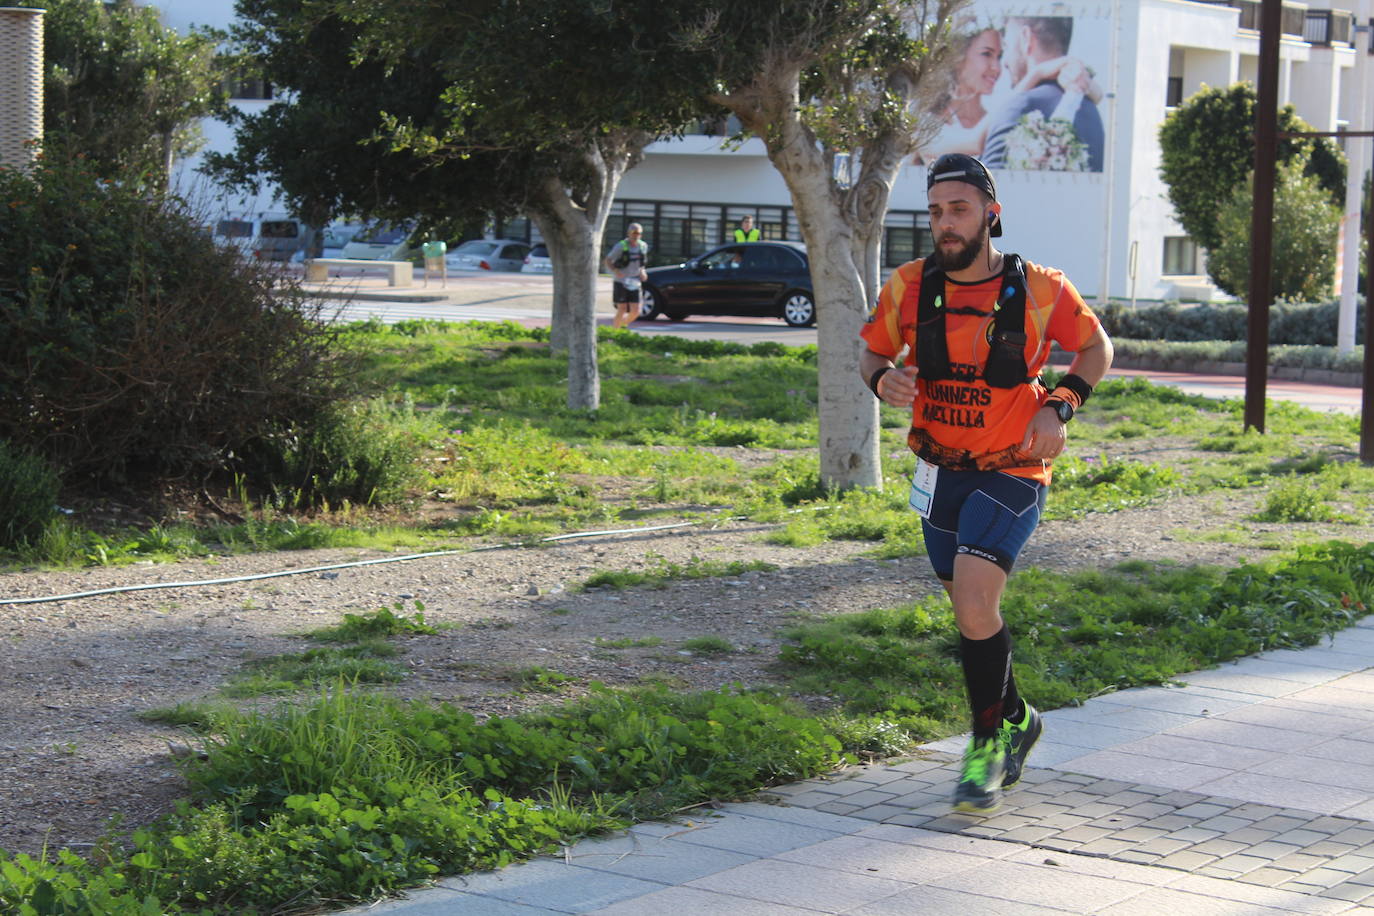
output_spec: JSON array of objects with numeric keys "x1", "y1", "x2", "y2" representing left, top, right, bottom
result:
[{"x1": 919, "y1": 468, "x2": 1047, "y2": 581}]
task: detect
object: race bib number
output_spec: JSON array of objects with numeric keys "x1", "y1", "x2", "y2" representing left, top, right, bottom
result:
[
  {"x1": 908, "y1": 458, "x2": 938, "y2": 518},
  {"x1": 621, "y1": 277, "x2": 641, "y2": 291}
]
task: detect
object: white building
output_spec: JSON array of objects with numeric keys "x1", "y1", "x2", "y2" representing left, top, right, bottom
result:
[{"x1": 150, "y1": 0, "x2": 1368, "y2": 302}]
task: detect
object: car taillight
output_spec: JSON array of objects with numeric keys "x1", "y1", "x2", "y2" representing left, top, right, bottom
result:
[{"x1": 479, "y1": 260, "x2": 491, "y2": 270}]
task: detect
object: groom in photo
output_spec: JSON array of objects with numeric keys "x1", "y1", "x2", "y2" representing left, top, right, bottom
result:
[{"x1": 982, "y1": 16, "x2": 1105, "y2": 172}]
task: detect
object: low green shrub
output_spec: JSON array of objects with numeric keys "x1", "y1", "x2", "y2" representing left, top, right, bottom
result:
[
  {"x1": 239, "y1": 398, "x2": 424, "y2": 508},
  {"x1": 0, "y1": 440, "x2": 59, "y2": 549},
  {"x1": 1095, "y1": 299, "x2": 1365, "y2": 346}
]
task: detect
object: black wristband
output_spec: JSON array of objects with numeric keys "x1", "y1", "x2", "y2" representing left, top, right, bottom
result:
[
  {"x1": 1058, "y1": 373, "x2": 1093, "y2": 406},
  {"x1": 868, "y1": 367, "x2": 892, "y2": 398}
]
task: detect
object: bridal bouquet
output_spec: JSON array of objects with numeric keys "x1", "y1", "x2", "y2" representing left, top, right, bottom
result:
[{"x1": 1003, "y1": 110, "x2": 1090, "y2": 172}]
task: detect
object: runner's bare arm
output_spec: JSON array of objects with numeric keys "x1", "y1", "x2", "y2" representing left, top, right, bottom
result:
[
  {"x1": 1021, "y1": 327, "x2": 1114, "y2": 458},
  {"x1": 860, "y1": 347, "x2": 918, "y2": 407}
]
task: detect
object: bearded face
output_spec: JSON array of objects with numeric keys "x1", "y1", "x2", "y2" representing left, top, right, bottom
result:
[{"x1": 930, "y1": 222, "x2": 987, "y2": 272}]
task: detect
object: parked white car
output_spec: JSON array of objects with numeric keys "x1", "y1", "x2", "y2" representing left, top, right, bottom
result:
[
  {"x1": 446, "y1": 239, "x2": 530, "y2": 272},
  {"x1": 341, "y1": 221, "x2": 416, "y2": 260},
  {"x1": 521, "y1": 243, "x2": 552, "y2": 274}
]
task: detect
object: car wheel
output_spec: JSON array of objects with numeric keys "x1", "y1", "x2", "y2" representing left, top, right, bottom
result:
[
  {"x1": 781, "y1": 290, "x2": 816, "y2": 327},
  {"x1": 638, "y1": 287, "x2": 660, "y2": 321}
]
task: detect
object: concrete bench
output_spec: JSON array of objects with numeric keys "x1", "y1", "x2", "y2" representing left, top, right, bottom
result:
[{"x1": 304, "y1": 258, "x2": 414, "y2": 287}]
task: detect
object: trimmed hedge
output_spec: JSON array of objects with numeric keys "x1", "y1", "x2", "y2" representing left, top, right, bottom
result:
[{"x1": 1096, "y1": 300, "x2": 1366, "y2": 346}]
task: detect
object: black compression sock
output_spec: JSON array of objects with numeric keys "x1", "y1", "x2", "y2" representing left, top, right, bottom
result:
[{"x1": 960, "y1": 625, "x2": 1013, "y2": 740}]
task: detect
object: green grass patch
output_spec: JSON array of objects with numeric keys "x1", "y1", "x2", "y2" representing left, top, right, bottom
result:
[
  {"x1": 305, "y1": 602, "x2": 439, "y2": 641},
  {"x1": 224, "y1": 642, "x2": 406, "y2": 698},
  {"x1": 681, "y1": 636, "x2": 734, "y2": 655},
  {"x1": 581, "y1": 555, "x2": 777, "y2": 591},
  {"x1": 779, "y1": 540, "x2": 1374, "y2": 739}
]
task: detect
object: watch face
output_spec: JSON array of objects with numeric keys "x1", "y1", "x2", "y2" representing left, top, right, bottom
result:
[{"x1": 1049, "y1": 399, "x2": 1073, "y2": 423}]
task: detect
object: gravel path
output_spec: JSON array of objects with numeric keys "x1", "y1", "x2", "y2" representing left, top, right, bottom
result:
[{"x1": 3, "y1": 463, "x2": 1371, "y2": 856}]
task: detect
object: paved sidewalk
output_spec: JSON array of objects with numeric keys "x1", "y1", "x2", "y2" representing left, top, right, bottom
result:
[{"x1": 339, "y1": 618, "x2": 1374, "y2": 915}]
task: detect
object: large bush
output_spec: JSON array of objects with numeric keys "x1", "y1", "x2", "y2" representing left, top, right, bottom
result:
[
  {"x1": 1207, "y1": 162, "x2": 1341, "y2": 302},
  {"x1": 1159, "y1": 83, "x2": 1346, "y2": 254},
  {"x1": 0, "y1": 440, "x2": 58, "y2": 548},
  {"x1": 0, "y1": 154, "x2": 359, "y2": 485}
]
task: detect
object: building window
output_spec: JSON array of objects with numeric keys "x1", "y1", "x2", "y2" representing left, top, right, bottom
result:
[
  {"x1": 1162, "y1": 236, "x2": 1201, "y2": 275},
  {"x1": 225, "y1": 76, "x2": 273, "y2": 101},
  {"x1": 1165, "y1": 76, "x2": 1184, "y2": 109}
]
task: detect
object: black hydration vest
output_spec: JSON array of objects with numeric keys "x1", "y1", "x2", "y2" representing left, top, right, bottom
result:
[{"x1": 915, "y1": 254, "x2": 1031, "y2": 388}]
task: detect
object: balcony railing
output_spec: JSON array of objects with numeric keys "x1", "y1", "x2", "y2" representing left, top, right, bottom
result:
[
  {"x1": 1303, "y1": 9, "x2": 1354, "y2": 45},
  {"x1": 1190, "y1": 0, "x2": 1308, "y2": 38}
]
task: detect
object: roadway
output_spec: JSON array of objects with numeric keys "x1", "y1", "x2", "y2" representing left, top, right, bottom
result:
[{"x1": 294, "y1": 269, "x2": 1363, "y2": 416}]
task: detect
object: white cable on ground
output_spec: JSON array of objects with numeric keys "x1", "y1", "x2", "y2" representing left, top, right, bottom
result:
[{"x1": 0, "y1": 519, "x2": 718, "y2": 607}]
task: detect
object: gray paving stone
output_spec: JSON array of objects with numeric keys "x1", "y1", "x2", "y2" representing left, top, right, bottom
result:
[
  {"x1": 1116, "y1": 850, "x2": 1162, "y2": 865},
  {"x1": 1040, "y1": 812, "x2": 1094, "y2": 830},
  {"x1": 448, "y1": 858, "x2": 666, "y2": 913},
  {"x1": 1226, "y1": 827, "x2": 1281, "y2": 845},
  {"x1": 1056, "y1": 825, "x2": 1115, "y2": 843},
  {"x1": 1088, "y1": 814, "x2": 1147, "y2": 831},
  {"x1": 1175, "y1": 802, "x2": 1233, "y2": 819},
  {"x1": 1319, "y1": 884, "x2": 1374, "y2": 903},
  {"x1": 847, "y1": 885, "x2": 1069, "y2": 916},
  {"x1": 832, "y1": 789, "x2": 903, "y2": 807},
  {"x1": 593, "y1": 886, "x2": 824, "y2": 915},
  {"x1": 1209, "y1": 853, "x2": 1271, "y2": 875},
  {"x1": 1281, "y1": 828, "x2": 1343, "y2": 847},
  {"x1": 1162, "y1": 826, "x2": 1223, "y2": 844},
  {"x1": 1069, "y1": 801, "x2": 1124, "y2": 818},
  {"x1": 1142, "y1": 814, "x2": 1199, "y2": 831},
  {"x1": 1329, "y1": 853, "x2": 1374, "y2": 874},
  {"x1": 1305, "y1": 840, "x2": 1361, "y2": 857},
  {"x1": 1120, "y1": 801, "x2": 1176, "y2": 819},
  {"x1": 1243, "y1": 866, "x2": 1302, "y2": 887},
  {"x1": 1016, "y1": 801, "x2": 1074, "y2": 818},
  {"x1": 1243, "y1": 841, "x2": 1305, "y2": 861},
  {"x1": 1303, "y1": 867, "x2": 1360, "y2": 887},
  {"x1": 569, "y1": 835, "x2": 755, "y2": 885},
  {"x1": 1192, "y1": 839, "x2": 1249, "y2": 857},
  {"x1": 775, "y1": 833, "x2": 986, "y2": 884},
  {"x1": 998, "y1": 825, "x2": 1061, "y2": 844},
  {"x1": 685, "y1": 857, "x2": 913, "y2": 912},
  {"x1": 1156, "y1": 849, "x2": 1220, "y2": 870},
  {"x1": 1196, "y1": 814, "x2": 1260, "y2": 833},
  {"x1": 849, "y1": 804, "x2": 910, "y2": 822},
  {"x1": 1077, "y1": 838, "x2": 1140, "y2": 857},
  {"x1": 1133, "y1": 837, "x2": 1193, "y2": 856},
  {"x1": 654, "y1": 813, "x2": 845, "y2": 857},
  {"x1": 927, "y1": 857, "x2": 1154, "y2": 912},
  {"x1": 815, "y1": 801, "x2": 863, "y2": 815},
  {"x1": 1272, "y1": 852, "x2": 1331, "y2": 872}
]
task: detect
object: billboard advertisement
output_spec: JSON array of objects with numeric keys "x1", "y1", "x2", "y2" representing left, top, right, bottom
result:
[{"x1": 915, "y1": 5, "x2": 1110, "y2": 172}]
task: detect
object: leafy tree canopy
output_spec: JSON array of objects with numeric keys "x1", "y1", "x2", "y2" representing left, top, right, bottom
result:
[
  {"x1": 1207, "y1": 160, "x2": 1341, "y2": 302},
  {"x1": 1158, "y1": 82, "x2": 1346, "y2": 253},
  {"x1": 15, "y1": 0, "x2": 226, "y2": 187}
]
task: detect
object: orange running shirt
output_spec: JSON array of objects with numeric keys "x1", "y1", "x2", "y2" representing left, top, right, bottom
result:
[{"x1": 860, "y1": 257, "x2": 1103, "y2": 485}]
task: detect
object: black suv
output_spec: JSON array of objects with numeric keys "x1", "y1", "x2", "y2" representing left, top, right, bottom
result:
[{"x1": 640, "y1": 241, "x2": 815, "y2": 327}]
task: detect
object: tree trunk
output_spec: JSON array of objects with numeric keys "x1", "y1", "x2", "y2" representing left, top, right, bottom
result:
[
  {"x1": 526, "y1": 133, "x2": 649, "y2": 409},
  {"x1": 715, "y1": 88, "x2": 886, "y2": 490}
]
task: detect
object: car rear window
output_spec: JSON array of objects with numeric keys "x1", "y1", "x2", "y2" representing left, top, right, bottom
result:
[
  {"x1": 453, "y1": 241, "x2": 497, "y2": 255},
  {"x1": 357, "y1": 224, "x2": 409, "y2": 244},
  {"x1": 530, "y1": 245, "x2": 548, "y2": 258},
  {"x1": 215, "y1": 219, "x2": 253, "y2": 239},
  {"x1": 259, "y1": 220, "x2": 299, "y2": 238}
]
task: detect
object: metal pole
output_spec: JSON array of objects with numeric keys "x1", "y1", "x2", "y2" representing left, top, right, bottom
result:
[
  {"x1": 1246, "y1": 0, "x2": 1282, "y2": 433},
  {"x1": 1362, "y1": 139, "x2": 1374, "y2": 464}
]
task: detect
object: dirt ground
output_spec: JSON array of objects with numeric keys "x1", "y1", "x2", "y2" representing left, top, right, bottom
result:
[{"x1": 3, "y1": 440, "x2": 1373, "y2": 857}]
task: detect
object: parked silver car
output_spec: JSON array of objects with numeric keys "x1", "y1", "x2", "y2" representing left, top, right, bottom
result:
[
  {"x1": 447, "y1": 239, "x2": 531, "y2": 272},
  {"x1": 522, "y1": 243, "x2": 552, "y2": 274}
]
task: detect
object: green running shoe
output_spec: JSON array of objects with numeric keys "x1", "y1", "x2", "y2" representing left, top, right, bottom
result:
[
  {"x1": 1001, "y1": 703, "x2": 1042, "y2": 788},
  {"x1": 952, "y1": 735, "x2": 1006, "y2": 814}
]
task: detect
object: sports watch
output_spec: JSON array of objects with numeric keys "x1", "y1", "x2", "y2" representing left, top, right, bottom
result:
[{"x1": 1043, "y1": 398, "x2": 1074, "y2": 423}]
